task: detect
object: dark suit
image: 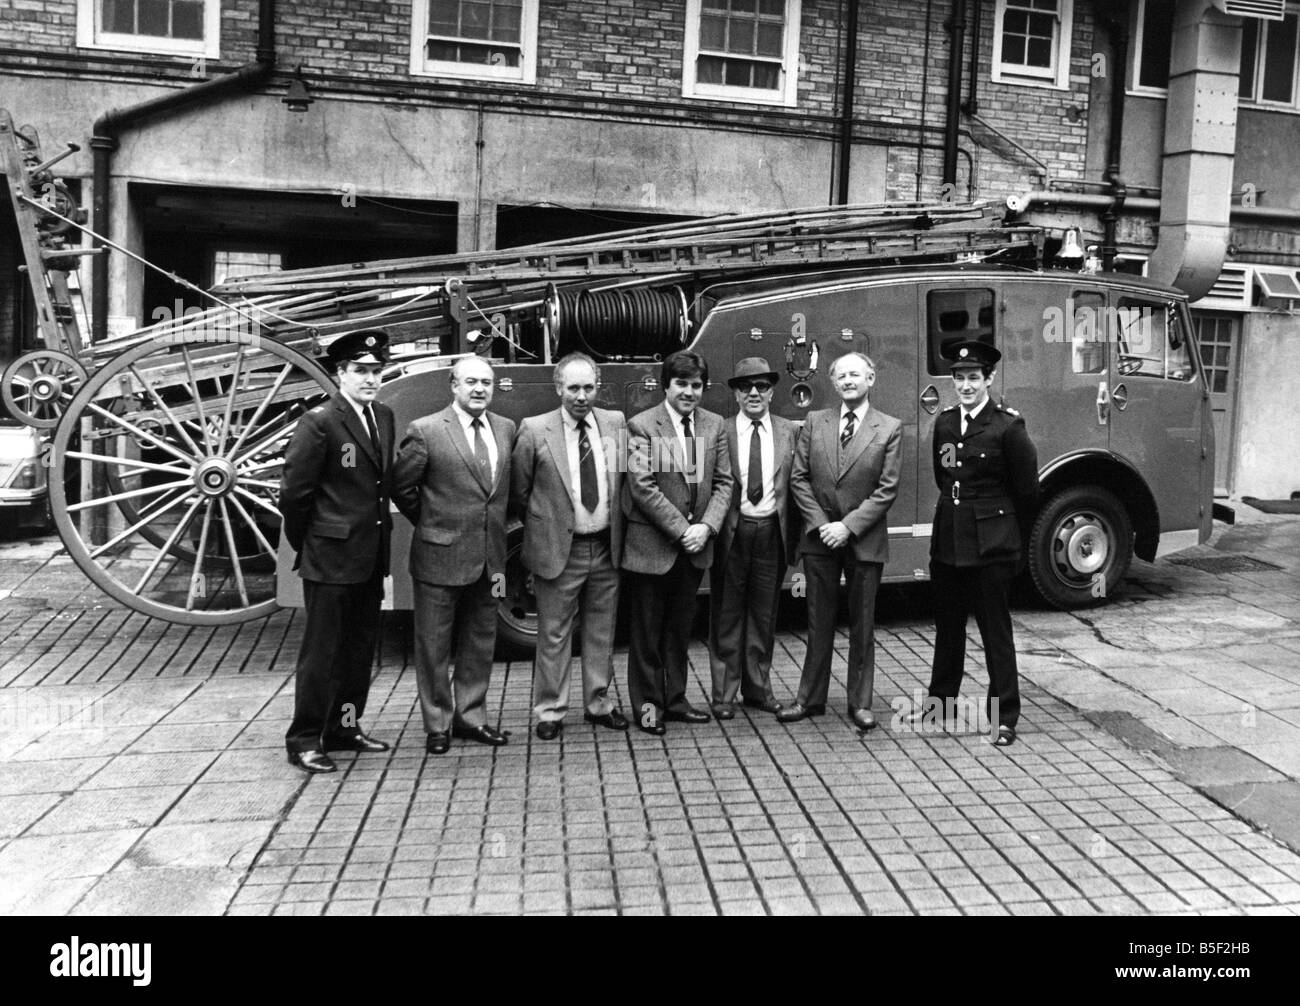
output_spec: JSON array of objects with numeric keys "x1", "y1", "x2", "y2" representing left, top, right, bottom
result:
[
  {"x1": 280, "y1": 393, "x2": 394, "y2": 753},
  {"x1": 708, "y1": 413, "x2": 798, "y2": 707},
  {"x1": 511, "y1": 406, "x2": 626, "y2": 722},
  {"x1": 623, "y1": 403, "x2": 732, "y2": 726},
  {"x1": 392, "y1": 404, "x2": 516, "y2": 734},
  {"x1": 789, "y1": 404, "x2": 902, "y2": 712},
  {"x1": 928, "y1": 402, "x2": 1039, "y2": 730}
]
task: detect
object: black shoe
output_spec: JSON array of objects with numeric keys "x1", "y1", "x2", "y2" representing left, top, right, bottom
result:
[
  {"x1": 452, "y1": 722, "x2": 509, "y2": 747},
  {"x1": 584, "y1": 710, "x2": 629, "y2": 731},
  {"x1": 776, "y1": 702, "x2": 825, "y2": 723},
  {"x1": 324, "y1": 731, "x2": 390, "y2": 753},
  {"x1": 991, "y1": 725, "x2": 1017, "y2": 747},
  {"x1": 711, "y1": 703, "x2": 735, "y2": 720},
  {"x1": 426, "y1": 732, "x2": 450, "y2": 755},
  {"x1": 848, "y1": 707, "x2": 878, "y2": 732},
  {"x1": 664, "y1": 705, "x2": 710, "y2": 724},
  {"x1": 741, "y1": 697, "x2": 783, "y2": 714},
  {"x1": 288, "y1": 749, "x2": 337, "y2": 774},
  {"x1": 637, "y1": 721, "x2": 666, "y2": 736},
  {"x1": 535, "y1": 720, "x2": 562, "y2": 741}
]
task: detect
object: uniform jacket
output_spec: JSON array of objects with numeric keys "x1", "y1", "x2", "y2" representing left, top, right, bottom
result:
[
  {"x1": 718, "y1": 412, "x2": 800, "y2": 566},
  {"x1": 392, "y1": 404, "x2": 516, "y2": 586},
  {"x1": 930, "y1": 402, "x2": 1039, "y2": 567},
  {"x1": 622, "y1": 403, "x2": 733, "y2": 575},
  {"x1": 279, "y1": 393, "x2": 395, "y2": 584},
  {"x1": 511, "y1": 406, "x2": 627, "y2": 579},
  {"x1": 791, "y1": 404, "x2": 902, "y2": 564}
]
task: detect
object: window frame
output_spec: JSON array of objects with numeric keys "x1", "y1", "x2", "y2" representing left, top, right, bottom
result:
[
  {"x1": 682, "y1": 0, "x2": 803, "y2": 108},
  {"x1": 990, "y1": 0, "x2": 1074, "y2": 91},
  {"x1": 1128, "y1": 0, "x2": 1175, "y2": 96},
  {"x1": 409, "y1": 0, "x2": 540, "y2": 85},
  {"x1": 1238, "y1": 6, "x2": 1300, "y2": 111},
  {"x1": 76, "y1": 0, "x2": 221, "y2": 59}
]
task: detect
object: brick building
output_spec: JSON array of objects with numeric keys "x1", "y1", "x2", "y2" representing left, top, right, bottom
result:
[{"x1": 0, "y1": 0, "x2": 1296, "y2": 497}]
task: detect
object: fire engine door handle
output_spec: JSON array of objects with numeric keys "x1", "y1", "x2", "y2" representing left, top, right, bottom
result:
[
  {"x1": 1096, "y1": 380, "x2": 1110, "y2": 426},
  {"x1": 1112, "y1": 382, "x2": 1129, "y2": 411},
  {"x1": 920, "y1": 385, "x2": 940, "y2": 414}
]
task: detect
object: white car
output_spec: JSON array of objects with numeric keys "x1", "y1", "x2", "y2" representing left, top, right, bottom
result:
[{"x1": 0, "y1": 420, "x2": 50, "y2": 531}]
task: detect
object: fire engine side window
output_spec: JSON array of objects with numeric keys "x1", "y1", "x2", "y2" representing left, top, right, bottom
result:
[
  {"x1": 1115, "y1": 296, "x2": 1193, "y2": 381},
  {"x1": 1071, "y1": 291, "x2": 1105, "y2": 374},
  {"x1": 926, "y1": 288, "x2": 995, "y2": 375}
]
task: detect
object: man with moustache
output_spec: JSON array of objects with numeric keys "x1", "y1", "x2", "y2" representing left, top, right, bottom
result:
[
  {"x1": 707, "y1": 357, "x2": 797, "y2": 721},
  {"x1": 623, "y1": 350, "x2": 732, "y2": 736},
  {"x1": 511, "y1": 352, "x2": 629, "y2": 740},
  {"x1": 780, "y1": 351, "x2": 901, "y2": 732},
  {"x1": 393, "y1": 356, "x2": 516, "y2": 754},
  {"x1": 280, "y1": 329, "x2": 395, "y2": 774}
]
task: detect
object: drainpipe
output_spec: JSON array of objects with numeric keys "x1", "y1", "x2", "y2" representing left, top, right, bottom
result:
[
  {"x1": 834, "y1": 0, "x2": 861, "y2": 205},
  {"x1": 942, "y1": 0, "x2": 967, "y2": 186},
  {"x1": 90, "y1": 0, "x2": 278, "y2": 343},
  {"x1": 1099, "y1": 4, "x2": 1129, "y2": 271},
  {"x1": 1145, "y1": 0, "x2": 1240, "y2": 301},
  {"x1": 964, "y1": 0, "x2": 981, "y2": 116}
]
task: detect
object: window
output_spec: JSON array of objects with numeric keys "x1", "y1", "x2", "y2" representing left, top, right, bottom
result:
[
  {"x1": 1071, "y1": 291, "x2": 1106, "y2": 375},
  {"x1": 926, "y1": 289, "x2": 996, "y2": 375},
  {"x1": 1130, "y1": 0, "x2": 1174, "y2": 92},
  {"x1": 212, "y1": 249, "x2": 281, "y2": 287},
  {"x1": 76, "y1": 0, "x2": 220, "y2": 58},
  {"x1": 991, "y1": 0, "x2": 1074, "y2": 89},
  {"x1": 410, "y1": 0, "x2": 539, "y2": 83},
  {"x1": 683, "y1": 0, "x2": 802, "y2": 107},
  {"x1": 1114, "y1": 297, "x2": 1193, "y2": 382},
  {"x1": 1240, "y1": 10, "x2": 1300, "y2": 108}
]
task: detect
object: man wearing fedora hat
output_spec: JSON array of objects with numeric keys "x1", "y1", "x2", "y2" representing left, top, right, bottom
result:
[
  {"x1": 922, "y1": 339, "x2": 1038, "y2": 747},
  {"x1": 707, "y1": 357, "x2": 797, "y2": 720},
  {"x1": 280, "y1": 328, "x2": 395, "y2": 774}
]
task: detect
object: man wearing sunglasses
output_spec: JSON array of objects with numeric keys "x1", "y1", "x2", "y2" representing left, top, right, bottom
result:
[{"x1": 707, "y1": 358, "x2": 798, "y2": 721}]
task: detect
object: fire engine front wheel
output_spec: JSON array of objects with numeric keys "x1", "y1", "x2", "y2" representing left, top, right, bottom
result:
[
  {"x1": 1027, "y1": 485, "x2": 1133, "y2": 609},
  {"x1": 497, "y1": 524, "x2": 539, "y2": 656}
]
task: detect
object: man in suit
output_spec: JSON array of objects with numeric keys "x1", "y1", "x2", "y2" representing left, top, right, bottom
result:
[
  {"x1": 280, "y1": 329, "x2": 395, "y2": 774},
  {"x1": 511, "y1": 352, "x2": 629, "y2": 740},
  {"x1": 923, "y1": 340, "x2": 1039, "y2": 747},
  {"x1": 392, "y1": 356, "x2": 516, "y2": 754},
  {"x1": 780, "y1": 351, "x2": 902, "y2": 731},
  {"x1": 623, "y1": 350, "x2": 732, "y2": 736},
  {"x1": 707, "y1": 357, "x2": 796, "y2": 721}
]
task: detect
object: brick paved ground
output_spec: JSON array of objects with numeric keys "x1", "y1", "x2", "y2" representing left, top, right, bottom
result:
[{"x1": 1, "y1": 510, "x2": 1299, "y2": 916}]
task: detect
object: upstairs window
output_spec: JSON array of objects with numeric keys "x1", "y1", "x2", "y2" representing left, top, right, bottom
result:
[
  {"x1": 76, "y1": 0, "x2": 220, "y2": 58},
  {"x1": 410, "y1": 0, "x2": 539, "y2": 83},
  {"x1": 683, "y1": 0, "x2": 802, "y2": 107},
  {"x1": 1240, "y1": 10, "x2": 1300, "y2": 108},
  {"x1": 1130, "y1": 0, "x2": 1175, "y2": 93},
  {"x1": 991, "y1": 0, "x2": 1074, "y2": 89}
]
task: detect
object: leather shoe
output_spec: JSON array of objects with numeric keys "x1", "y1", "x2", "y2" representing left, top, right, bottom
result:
[
  {"x1": 535, "y1": 720, "x2": 562, "y2": 741},
  {"x1": 711, "y1": 703, "x2": 735, "y2": 721},
  {"x1": 324, "y1": 731, "x2": 390, "y2": 753},
  {"x1": 452, "y1": 722, "x2": 509, "y2": 747},
  {"x1": 742, "y1": 697, "x2": 783, "y2": 714},
  {"x1": 663, "y1": 705, "x2": 710, "y2": 724},
  {"x1": 849, "y1": 707, "x2": 878, "y2": 732},
  {"x1": 637, "y1": 720, "x2": 666, "y2": 736},
  {"x1": 991, "y1": 725, "x2": 1017, "y2": 747},
  {"x1": 288, "y1": 749, "x2": 336, "y2": 774},
  {"x1": 425, "y1": 732, "x2": 450, "y2": 755},
  {"x1": 583, "y1": 710, "x2": 629, "y2": 731},
  {"x1": 776, "y1": 702, "x2": 825, "y2": 723}
]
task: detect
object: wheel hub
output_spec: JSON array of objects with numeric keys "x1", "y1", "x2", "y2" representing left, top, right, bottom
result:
[
  {"x1": 1058, "y1": 517, "x2": 1108, "y2": 576},
  {"x1": 194, "y1": 457, "x2": 237, "y2": 498},
  {"x1": 30, "y1": 375, "x2": 62, "y2": 402}
]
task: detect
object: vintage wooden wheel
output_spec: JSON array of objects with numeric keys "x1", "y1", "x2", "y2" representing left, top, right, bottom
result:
[
  {"x1": 50, "y1": 330, "x2": 333, "y2": 624},
  {"x1": 2, "y1": 349, "x2": 87, "y2": 429}
]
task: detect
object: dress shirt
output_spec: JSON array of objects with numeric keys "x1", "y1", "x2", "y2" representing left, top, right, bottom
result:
[
  {"x1": 452, "y1": 401, "x2": 498, "y2": 481},
  {"x1": 563, "y1": 410, "x2": 610, "y2": 533},
  {"x1": 738, "y1": 413, "x2": 776, "y2": 518},
  {"x1": 959, "y1": 396, "x2": 989, "y2": 436}
]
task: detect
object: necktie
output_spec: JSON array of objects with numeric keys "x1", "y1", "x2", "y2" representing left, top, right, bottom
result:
[
  {"x1": 747, "y1": 420, "x2": 764, "y2": 507},
  {"x1": 363, "y1": 405, "x2": 382, "y2": 470},
  {"x1": 682, "y1": 414, "x2": 698, "y2": 512},
  {"x1": 471, "y1": 417, "x2": 491, "y2": 481},
  {"x1": 577, "y1": 418, "x2": 598, "y2": 512},
  {"x1": 960, "y1": 410, "x2": 969, "y2": 436},
  {"x1": 841, "y1": 411, "x2": 856, "y2": 451}
]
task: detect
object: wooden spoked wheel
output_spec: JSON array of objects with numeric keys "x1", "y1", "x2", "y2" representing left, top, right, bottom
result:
[{"x1": 2, "y1": 350, "x2": 87, "y2": 429}]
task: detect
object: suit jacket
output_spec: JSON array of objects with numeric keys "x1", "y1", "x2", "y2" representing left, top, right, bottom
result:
[
  {"x1": 279, "y1": 393, "x2": 394, "y2": 584},
  {"x1": 511, "y1": 406, "x2": 627, "y2": 580},
  {"x1": 930, "y1": 402, "x2": 1039, "y2": 567},
  {"x1": 622, "y1": 403, "x2": 732, "y2": 575},
  {"x1": 791, "y1": 404, "x2": 903, "y2": 564},
  {"x1": 392, "y1": 404, "x2": 516, "y2": 587},
  {"x1": 718, "y1": 412, "x2": 799, "y2": 566}
]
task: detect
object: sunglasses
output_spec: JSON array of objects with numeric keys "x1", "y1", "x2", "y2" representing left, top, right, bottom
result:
[{"x1": 736, "y1": 382, "x2": 773, "y2": 394}]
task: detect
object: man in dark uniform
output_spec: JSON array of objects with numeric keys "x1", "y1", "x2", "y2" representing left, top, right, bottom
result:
[
  {"x1": 280, "y1": 329, "x2": 395, "y2": 774},
  {"x1": 924, "y1": 339, "x2": 1038, "y2": 746}
]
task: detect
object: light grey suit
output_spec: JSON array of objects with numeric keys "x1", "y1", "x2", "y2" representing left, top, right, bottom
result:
[
  {"x1": 393, "y1": 404, "x2": 516, "y2": 733},
  {"x1": 789, "y1": 404, "x2": 902, "y2": 712},
  {"x1": 511, "y1": 406, "x2": 626, "y2": 723}
]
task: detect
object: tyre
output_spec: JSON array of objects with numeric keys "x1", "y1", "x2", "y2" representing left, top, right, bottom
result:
[
  {"x1": 1027, "y1": 485, "x2": 1133, "y2": 609},
  {"x1": 496, "y1": 523, "x2": 539, "y2": 657}
]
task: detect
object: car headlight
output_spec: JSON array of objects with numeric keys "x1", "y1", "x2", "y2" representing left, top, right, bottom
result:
[{"x1": 11, "y1": 462, "x2": 39, "y2": 490}]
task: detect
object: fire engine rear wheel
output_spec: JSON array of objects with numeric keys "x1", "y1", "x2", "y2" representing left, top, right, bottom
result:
[
  {"x1": 50, "y1": 331, "x2": 334, "y2": 625},
  {"x1": 496, "y1": 523, "x2": 539, "y2": 656},
  {"x1": 1027, "y1": 485, "x2": 1133, "y2": 609}
]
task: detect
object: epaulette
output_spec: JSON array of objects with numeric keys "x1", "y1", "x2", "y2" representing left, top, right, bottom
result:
[
  {"x1": 941, "y1": 404, "x2": 958, "y2": 412},
  {"x1": 998, "y1": 405, "x2": 1020, "y2": 416},
  {"x1": 310, "y1": 405, "x2": 326, "y2": 414}
]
